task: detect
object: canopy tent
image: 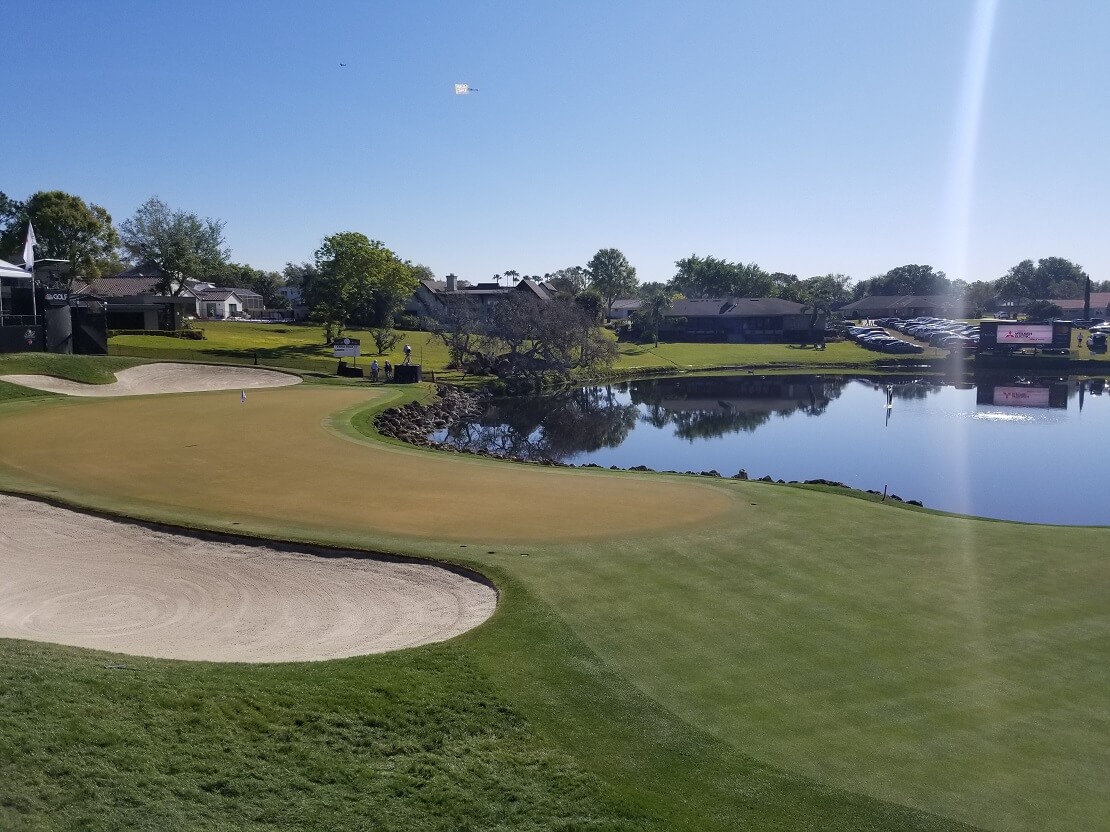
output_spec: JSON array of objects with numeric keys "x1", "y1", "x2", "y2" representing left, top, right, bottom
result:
[
  {"x1": 1, "y1": 258, "x2": 34, "y2": 320},
  {"x1": 0, "y1": 258, "x2": 33, "y2": 280}
]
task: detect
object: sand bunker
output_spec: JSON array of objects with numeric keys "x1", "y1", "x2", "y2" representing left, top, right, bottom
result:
[
  {"x1": 0, "y1": 495, "x2": 496, "y2": 662},
  {"x1": 0, "y1": 362, "x2": 301, "y2": 396}
]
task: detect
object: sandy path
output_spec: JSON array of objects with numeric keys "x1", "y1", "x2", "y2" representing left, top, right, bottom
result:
[
  {"x1": 0, "y1": 362, "x2": 300, "y2": 396},
  {"x1": 0, "y1": 495, "x2": 496, "y2": 662}
]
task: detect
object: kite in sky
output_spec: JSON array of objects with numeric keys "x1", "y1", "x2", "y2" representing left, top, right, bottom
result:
[{"x1": 454, "y1": 83, "x2": 478, "y2": 95}]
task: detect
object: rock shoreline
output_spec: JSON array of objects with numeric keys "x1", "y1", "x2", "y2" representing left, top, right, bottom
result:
[{"x1": 374, "y1": 386, "x2": 924, "y2": 506}]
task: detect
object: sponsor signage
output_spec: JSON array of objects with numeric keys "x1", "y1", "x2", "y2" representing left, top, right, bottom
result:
[
  {"x1": 332, "y1": 337, "x2": 361, "y2": 357},
  {"x1": 978, "y1": 320, "x2": 1072, "y2": 350},
  {"x1": 994, "y1": 386, "x2": 1051, "y2": 408},
  {"x1": 43, "y1": 290, "x2": 69, "y2": 306},
  {"x1": 996, "y1": 324, "x2": 1053, "y2": 345}
]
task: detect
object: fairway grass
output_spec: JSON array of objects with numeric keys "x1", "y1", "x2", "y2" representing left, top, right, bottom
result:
[{"x1": 1, "y1": 382, "x2": 1107, "y2": 831}]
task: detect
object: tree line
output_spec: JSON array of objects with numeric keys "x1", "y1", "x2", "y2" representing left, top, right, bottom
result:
[{"x1": 3, "y1": 187, "x2": 1103, "y2": 341}]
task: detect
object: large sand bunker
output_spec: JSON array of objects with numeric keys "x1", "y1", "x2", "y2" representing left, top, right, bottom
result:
[
  {"x1": 0, "y1": 495, "x2": 496, "y2": 662},
  {"x1": 0, "y1": 362, "x2": 300, "y2": 396}
]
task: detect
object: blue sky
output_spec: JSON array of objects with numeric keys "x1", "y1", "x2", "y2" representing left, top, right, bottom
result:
[{"x1": 6, "y1": 1, "x2": 1109, "y2": 286}]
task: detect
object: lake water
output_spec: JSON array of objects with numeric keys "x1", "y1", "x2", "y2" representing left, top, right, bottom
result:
[{"x1": 432, "y1": 374, "x2": 1110, "y2": 526}]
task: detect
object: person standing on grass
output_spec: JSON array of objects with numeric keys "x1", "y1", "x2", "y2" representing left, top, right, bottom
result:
[
  {"x1": 370, "y1": 359, "x2": 379, "y2": 381},
  {"x1": 383, "y1": 360, "x2": 392, "y2": 381},
  {"x1": 403, "y1": 344, "x2": 412, "y2": 365}
]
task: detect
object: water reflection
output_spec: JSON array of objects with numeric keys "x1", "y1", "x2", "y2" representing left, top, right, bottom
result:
[
  {"x1": 430, "y1": 373, "x2": 1110, "y2": 524},
  {"x1": 631, "y1": 375, "x2": 847, "y2": 440},
  {"x1": 439, "y1": 385, "x2": 638, "y2": 462}
]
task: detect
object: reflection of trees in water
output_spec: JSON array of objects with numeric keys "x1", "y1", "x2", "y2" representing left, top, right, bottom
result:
[
  {"x1": 629, "y1": 375, "x2": 849, "y2": 440},
  {"x1": 439, "y1": 385, "x2": 638, "y2": 462},
  {"x1": 864, "y1": 378, "x2": 943, "y2": 401}
]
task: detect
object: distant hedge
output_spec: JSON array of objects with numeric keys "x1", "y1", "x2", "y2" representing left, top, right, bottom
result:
[{"x1": 109, "y1": 329, "x2": 205, "y2": 340}]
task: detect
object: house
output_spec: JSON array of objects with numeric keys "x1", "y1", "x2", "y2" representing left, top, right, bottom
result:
[
  {"x1": 609, "y1": 298, "x2": 643, "y2": 320},
  {"x1": 659, "y1": 297, "x2": 824, "y2": 343},
  {"x1": 1046, "y1": 293, "x2": 1110, "y2": 320},
  {"x1": 73, "y1": 275, "x2": 200, "y2": 331},
  {"x1": 195, "y1": 288, "x2": 250, "y2": 320},
  {"x1": 837, "y1": 294, "x2": 966, "y2": 320},
  {"x1": 404, "y1": 275, "x2": 557, "y2": 320}
]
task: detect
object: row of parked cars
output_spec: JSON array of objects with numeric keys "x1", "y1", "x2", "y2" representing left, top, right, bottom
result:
[
  {"x1": 879, "y1": 317, "x2": 980, "y2": 351},
  {"x1": 845, "y1": 323, "x2": 926, "y2": 354}
]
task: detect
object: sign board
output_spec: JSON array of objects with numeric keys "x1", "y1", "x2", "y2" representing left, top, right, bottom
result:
[
  {"x1": 43, "y1": 290, "x2": 69, "y2": 306},
  {"x1": 994, "y1": 386, "x2": 1051, "y2": 408},
  {"x1": 332, "y1": 337, "x2": 361, "y2": 358},
  {"x1": 995, "y1": 324, "x2": 1054, "y2": 345},
  {"x1": 976, "y1": 381, "x2": 1068, "y2": 409},
  {"x1": 977, "y1": 320, "x2": 1071, "y2": 351}
]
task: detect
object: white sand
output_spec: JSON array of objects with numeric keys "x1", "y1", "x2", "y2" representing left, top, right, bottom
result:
[
  {"x1": 0, "y1": 495, "x2": 496, "y2": 662},
  {"x1": 0, "y1": 362, "x2": 301, "y2": 396}
]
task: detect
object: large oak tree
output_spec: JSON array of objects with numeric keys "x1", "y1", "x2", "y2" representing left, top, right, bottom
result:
[{"x1": 119, "y1": 196, "x2": 229, "y2": 295}]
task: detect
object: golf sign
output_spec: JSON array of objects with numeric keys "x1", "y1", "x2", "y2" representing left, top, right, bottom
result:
[{"x1": 332, "y1": 337, "x2": 361, "y2": 358}]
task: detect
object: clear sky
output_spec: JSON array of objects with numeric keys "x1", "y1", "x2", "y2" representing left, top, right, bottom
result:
[{"x1": 6, "y1": 0, "x2": 1108, "y2": 286}]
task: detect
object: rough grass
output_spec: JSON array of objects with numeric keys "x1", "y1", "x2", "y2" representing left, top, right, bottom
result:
[
  {"x1": 109, "y1": 322, "x2": 462, "y2": 380},
  {"x1": 0, "y1": 383, "x2": 1106, "y2": 830}
]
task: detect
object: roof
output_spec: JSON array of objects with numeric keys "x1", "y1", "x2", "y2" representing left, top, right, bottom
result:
[
  {"x1": 1048, "y1": 293, "x2": 1110, "y2": 311},
  {"x1": 0, "y1": 259, "x2": 32, "y2": 280},
  {"x1": 611, "y1": 298, "x2": 643, "y2": 310},
  {"x1": 839, "y1": 295, "x2": 961, "y2": 313},
  {"x1": 667, "y1": 297, "x2": 809, "y2": 317},
  {"x1": 419, "y1": 278, "x2": 553, "y2": 299},
  {"x1": 75, "y1": 275, "x2": 200, "y2": 299},
  {"x1": 198, "y1": 289, "x2": 244, "y2": 302}
]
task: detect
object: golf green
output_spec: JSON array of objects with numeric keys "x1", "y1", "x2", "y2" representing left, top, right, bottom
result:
[{"x1": 0, "y1": 383, "x2": 1106, "y2": 831}]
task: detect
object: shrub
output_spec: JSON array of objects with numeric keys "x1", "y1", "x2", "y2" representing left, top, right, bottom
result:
[{"x1": 109, "y1": 329, "x2": 205, "y2": 340}]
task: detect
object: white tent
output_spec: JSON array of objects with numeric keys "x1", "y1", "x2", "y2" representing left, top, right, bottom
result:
[
  {"x1": 1, "y1": 258, "x2": 34, "y2": 319},
  {"x1": 0, "y1": 258, "x2": 32, "y2": 280}
]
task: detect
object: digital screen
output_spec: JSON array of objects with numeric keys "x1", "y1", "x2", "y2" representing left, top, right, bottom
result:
[{"x1": 995, "y1": 324, "x2": 1054, "y2": 345}]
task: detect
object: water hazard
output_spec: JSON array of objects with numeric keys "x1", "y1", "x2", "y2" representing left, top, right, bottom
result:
[{"x1": 431, "y1": 374, "x2": 1110, "y2": 526}]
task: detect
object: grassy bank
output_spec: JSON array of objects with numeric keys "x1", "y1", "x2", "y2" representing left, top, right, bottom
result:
[
  {"x1": 0, "y1": 380, "x2": 1106, "y2": 831},
  {"x1": 107, "y1": 322, "x2": 1110, "y2": 389}
]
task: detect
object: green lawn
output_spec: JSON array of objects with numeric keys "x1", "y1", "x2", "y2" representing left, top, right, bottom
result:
[
  {"x1": 108, "y1": 322, "x2": 462, "y2": 380},
  {"x1": 108, "y1": 321, "x2": 908, "y2": 381}
]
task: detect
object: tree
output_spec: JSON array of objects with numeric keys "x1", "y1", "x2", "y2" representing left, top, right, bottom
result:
[
  {"x1": 1023, "y1": 300, "x2": 1063, "y2": 320},
  {"x1": 670, "y1": 255, "x2": 773, "y2": 299},
  {"x1": 630, "y1": 289, "x2": 675, "y2": 346},
  {"x1": 1033, "y1": 257, "x2": 1088, "y2": 298},
  {"x1": 119, "y1": 196, "x2": 229, "y2": 295},
  {"x1": 429, "y1": 292, "x2": 616, "y2": 384},
  {"x1": 308, "y1": 232, "x2": 417, "y2": 338},
  {"x1": 586, "y1": 248, "x2": 638, "y2": 316},
  {"x1": 0, "y1": 190, "x2": 121, "y2": 287},
  {"x1": 546, "y1": 266, "x2": 590, "y2": 296},
  {"x1": 215, "y1": 262, "x2": 287, "y2": 308},
  {"x1": 0, "y1": 192, "x2": 25, "y2": 242},
  {"x1": 798, "y1": 274, "x2": 851, "y2": 335},
  {"x1": 852, "y1": 264, "x2": 949, "y2": 299}
]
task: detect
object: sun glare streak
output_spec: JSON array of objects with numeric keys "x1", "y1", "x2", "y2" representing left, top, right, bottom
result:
[
  {"x1": 942, "y1": 0, "x2": 1002, "y2": 745},
  {"x1": 943, "y1": 0, "x2": 1000, "y2": 286}
]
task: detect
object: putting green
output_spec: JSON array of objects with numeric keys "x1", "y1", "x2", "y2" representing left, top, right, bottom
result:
[
  {"x1": 1, "y1": 382, "x2": 1105, "y2": 831},
  {"x1": 0, "y1": 386, "x2": 733, "y2": 543}
]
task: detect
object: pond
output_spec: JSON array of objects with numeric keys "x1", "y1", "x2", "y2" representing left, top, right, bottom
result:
[{"x1": 431, "y1": 373, "x2": 1110, "y2": 526}]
